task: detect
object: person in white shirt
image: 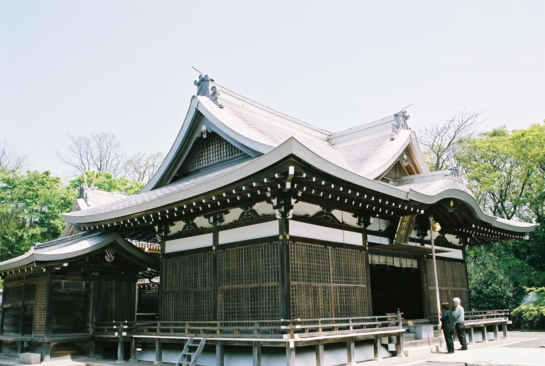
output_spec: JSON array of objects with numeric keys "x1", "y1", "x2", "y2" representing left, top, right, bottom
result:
[{"x1": 452, "y1": 297, "x2": 468, "y2": 350}]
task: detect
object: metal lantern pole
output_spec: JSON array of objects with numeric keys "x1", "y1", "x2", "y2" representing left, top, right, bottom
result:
[{"x1": 429, "y1": 215, "x2": 441, "y2": 324}]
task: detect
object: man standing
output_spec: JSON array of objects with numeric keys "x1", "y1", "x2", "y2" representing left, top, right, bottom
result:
[{"x1": 453, "y1": 297, "x2": 468, "y2": 350}]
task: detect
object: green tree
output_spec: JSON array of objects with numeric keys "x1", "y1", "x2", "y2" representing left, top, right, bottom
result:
[
  {"x1": 68, "y1": 171, "x2": 144, "y2": 195},
  {"x1": 0, "y1": 169, "x2": 76, "y2": 261},
  {"x1": 459, "y1": 122, "x2": 545, "y2": 311},
  {"x1": 466, "y1": 244, "x2": 529, "y2": 310},
  {"x1": 456, "y1": 123, "x2": 545, "y2": 221}
]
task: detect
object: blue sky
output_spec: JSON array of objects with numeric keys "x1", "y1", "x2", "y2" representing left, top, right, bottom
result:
[{"x1": 1, "y1": 1, "x2": 544, "y2": 177}]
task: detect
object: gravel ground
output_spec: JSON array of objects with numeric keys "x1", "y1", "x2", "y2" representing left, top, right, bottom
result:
[{"x1": 502, "y1": 330, "x2": 545, "y2": 348}]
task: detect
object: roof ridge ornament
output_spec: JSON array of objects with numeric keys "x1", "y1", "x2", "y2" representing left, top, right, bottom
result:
[
  {"x1": 194, "y1": 74, "x2": 224, "y2": 108},
  {"x1": 390, "y1": 109, "x2": 410, "y2": 140}
]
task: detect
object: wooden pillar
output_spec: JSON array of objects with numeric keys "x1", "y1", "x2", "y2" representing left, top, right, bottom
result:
[
  {"x1": 45, "y1": 277, "x2": 53, "y2": 338},
  {"x1": 154, "y1": 338, "x2": 162, "y2": 365},
  {"x1": 252, "y1": 342, "x2": 262, "y2": 366},
  {"x1": 19, "y1": 282, "x2": 27, "y2": 337},
  {"x1": 0, "y1": 284, "x2": 5, "y2": 336},
  {"x1": 315, "y1": 341, "x2": 324, "y2": 366},
  {"x1": 117, "y1": 337, "x2": 125, "y2": 362},
  {"x1": 373, "y1": 335, "x2": 382, "y2": 361},
  {"x1": 286, "y1": 341, "x2": 295, "y2": 366},
  {"x1": 212, "y1": 222, "x2": 219, "y2": 321},
  {"x1": 396, "y1": 332, "x2": 404, "y2": 357},
  {"x1": 493, "y1": 324, "x2": 499, "y2": 340},
  {"x1": 278, "y1": 195, "x2": 291, "y2": 320},
  {"x1": 215, "y1": 341, "x2": 224, "y2": 366},
  {"x1": 361, "y1": 216, "x2": 373, "y2": 315},
  {"x1": 469, "y1": 327, "x2": 475, "y2": 345},
  {"x1": 130, "y1": 337, "x2": 137, "y2": 362},
  {"x1": 346, "y1": 338, "x2": 355, "y2": 365},
  {"x1": 89, "y1": 337, "x2": 96, "y2": 358},
  {"x1": 481, "y1": 326, "x2": 488, "y2": 342},
  {"x1": 42, "y1": 342, "x2": 51, "y2": 362}
]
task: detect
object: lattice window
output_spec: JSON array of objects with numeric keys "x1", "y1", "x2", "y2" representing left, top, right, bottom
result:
[
  {"x1": 183, "y1": 132, "x2": 244, "y2": 173},
  {"x1": 218, "y1": 285, "x2": 280, "y2": 321},
  {"x1": 218, "y1": 243, "x2": 279, "y2": 287},
  {"x1": 424, "y1": 259, "x2": 469, "y2": 319},
  {"x1": 33, "y1": 279, "x2": 48, "y2": 336},
  {"x1": 331, "y1": 248, "x2": 366, "y2": 285},
  {"x1": 163, "y1": 290, "x2": 213, "y2": 321},
  {"x1": 290, "y1": 243, "x2": 331, "y2": 284},
  {"x1": 162, "y1": 252, "x2": 214, "y2": 321},
  {"x1": 163, "y1": 252, "x2": 213, "y2": 291},
  {"x1": 290, "y1": 242, "x2": 369, "y2": 319},
  {"x1": 290, "y1": 284, "x2": 332, "y2": 319},
  {"x1": 333, "y1": 286, "x2": 368, "y2": 317}
]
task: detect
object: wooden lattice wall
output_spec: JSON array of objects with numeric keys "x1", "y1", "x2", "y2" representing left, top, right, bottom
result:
[
  {"x1": 423, "y1": 258, "x2": 469, "y2": 319},
  {"x1": 290, "y1": 242, "x2": 369, "y2": 319},
  {"x1": 217, "y1": 242, "x2": 280, "y2": 321},
  {"x1": 162, "y1": 241, "x2": 370, "y2": 321},
  {"x1": 162, "y1": 251, "x2": 214, "y2": 321}
]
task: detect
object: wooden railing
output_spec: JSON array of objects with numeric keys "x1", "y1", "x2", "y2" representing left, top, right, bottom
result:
[
  {"x1": 92, "y1": 314, "x2": 403, "y2": 340},
  {"x1": 465, "y1": 309, "x2": 509, "y2": 322},
  {"x1": 463, "y1": 309, "x2": 510, "y2": 344}
]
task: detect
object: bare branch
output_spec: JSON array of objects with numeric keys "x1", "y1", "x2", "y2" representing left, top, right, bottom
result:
[{"x1": 418, "y1": 109, "x2": 485, "y2": 171}]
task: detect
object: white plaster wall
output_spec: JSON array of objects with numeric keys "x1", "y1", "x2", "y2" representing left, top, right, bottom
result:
[
  {"x1": 220, "y1": 221, "x2": 279, "y2": 245},
  {"x1": 290, "y1": 221, "x2": 362, "y2": 246},
  {"x1": 165, "y1": 233, "x2": 213, "y2": 253}
]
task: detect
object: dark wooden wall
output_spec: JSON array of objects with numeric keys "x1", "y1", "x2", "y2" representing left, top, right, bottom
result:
[
  {"x1": 51, "y1": 279, "x2": 92, "y2": 334},
  {"x1": 1, "y1": 278, "x2": 45, "y2": 337},
  {"x1": 94, "y1": 279, "x2": 136, "y2": 322}
]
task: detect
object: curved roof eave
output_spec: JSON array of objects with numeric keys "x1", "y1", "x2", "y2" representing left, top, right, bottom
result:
[
  {"x1": 406, "y1": 188, "x2": 535, "y2": 232},
  {"x1": 63, "y1": 138, "x2": 534, "y2": 234},
  {"x1": 0, "y1": 232, "x2": 157, "y2": 272},
  {"x1": 63, "y1": 138, "x2": 412, "y2": 225}
]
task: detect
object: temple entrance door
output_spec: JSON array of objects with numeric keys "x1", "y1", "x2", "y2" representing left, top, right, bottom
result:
[{"x1": 369, "y1": 265, "x2": 424, "y2": 319}]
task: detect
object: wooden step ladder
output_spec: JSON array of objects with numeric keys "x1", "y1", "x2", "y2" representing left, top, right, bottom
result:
[{"x1": 175, "y1": 337, "x2": 206, "y2": 366}]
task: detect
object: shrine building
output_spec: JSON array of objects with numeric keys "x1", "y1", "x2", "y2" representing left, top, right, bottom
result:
[{"x1": 0, "y1": 75, "x2": 534, "y2": 365}]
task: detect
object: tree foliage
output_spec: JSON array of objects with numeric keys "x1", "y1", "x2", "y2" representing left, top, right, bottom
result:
[
  {"x1": 466, "y1": 244, "x2": 529, "y2": 310},
  {"x1": 0, "y1": 169, "x2": 76, "y2": 261},
  {"x1": 461, "y1": 122, "x2": 545, "y2": 315},
  {"x1": 511, "y1": 288, "x2": 545, "y2": 330},
  {"x1": 68, "y1": 171, "x2": 145, "y2": 195},
  {"x1": 418, "y1": 110, "x2": 484, "y2": 172},
  {"x1": 456, "y1": 124, "x2": 545, "y2": 221}
]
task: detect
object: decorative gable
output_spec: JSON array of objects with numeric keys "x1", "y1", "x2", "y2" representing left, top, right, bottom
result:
[
  {"x1": 380, "y1": 149, "x2": 420, "y2": 183},
  {"x1": 181, "y1": 132, "x2": 246, "y2": 175}
]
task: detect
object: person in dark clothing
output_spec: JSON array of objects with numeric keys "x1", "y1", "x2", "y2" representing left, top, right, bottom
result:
[{"x1": 440, "y1": 302, "x2": 455, "y2": 353}]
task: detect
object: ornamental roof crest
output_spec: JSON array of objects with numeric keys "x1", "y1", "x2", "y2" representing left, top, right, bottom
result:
[
  {"x1": 390, "y1": 109, "x2": 410, "y2": 140},
  {"x1": 194, "y1": 74, "x2": 223, "y2": 108}
]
